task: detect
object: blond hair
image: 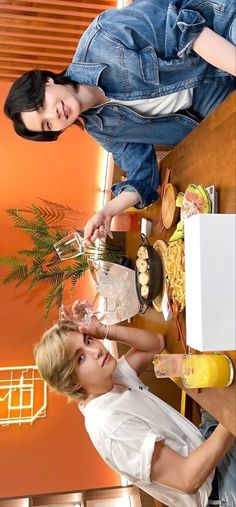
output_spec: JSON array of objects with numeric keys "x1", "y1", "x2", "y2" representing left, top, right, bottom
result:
[{"x1": 34, "y1": 320, "x2": 86, "y2": 401}]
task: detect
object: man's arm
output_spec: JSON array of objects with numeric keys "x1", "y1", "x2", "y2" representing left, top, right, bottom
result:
[
  {"x1": 193, "y1": 27, "x2": 236, "y2": 76},
  {"x1": 151, "y1": 424, "x2": 235, "y2": 494},
  {"x1": 106, "y1": 323, "x2": 165, "y2": 376},
  {"x1": 84, "y1": 190, "x2": 139, "y2": 245},
  {"x1": 78, "y1": 318, "x2": 165, "y2": 376}
]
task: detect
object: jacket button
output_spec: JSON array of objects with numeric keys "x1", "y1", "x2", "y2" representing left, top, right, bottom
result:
[{"x1": 112, "y1": 106, "x2": 118, "y2": 111}]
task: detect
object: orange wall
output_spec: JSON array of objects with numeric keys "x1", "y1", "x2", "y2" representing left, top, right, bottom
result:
[{"x1": 0, "y1": 82, "x2": 120, "y2": 498}]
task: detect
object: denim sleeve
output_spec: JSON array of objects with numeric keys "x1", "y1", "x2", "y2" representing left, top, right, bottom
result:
[
  {"x1": 110, "y1": 142, "x2": 160, "y2": 209},
  {"x1": 98, "y1": 0, "x2": 206, "y2": 59}
]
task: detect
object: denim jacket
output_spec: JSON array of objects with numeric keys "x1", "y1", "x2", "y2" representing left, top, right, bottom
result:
[{"x1": 66, "y1": 0, "x2": 235, "y2": 207}]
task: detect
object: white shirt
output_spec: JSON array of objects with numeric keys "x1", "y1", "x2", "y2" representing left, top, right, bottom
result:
[
  {"x1": 109, "y1": 89, "x2": 193, "y2": 116},
  {"x1": 79, "y1": 357, "x2": 214, "y2": 507}
]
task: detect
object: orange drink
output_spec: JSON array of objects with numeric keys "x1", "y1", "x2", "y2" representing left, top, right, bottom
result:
[
  {"x1": 153, "y1": 353, "x2": 234, "y2": 388},
  {"x1": 182, "y1": 354, "x2": 234, "y2": 389}
]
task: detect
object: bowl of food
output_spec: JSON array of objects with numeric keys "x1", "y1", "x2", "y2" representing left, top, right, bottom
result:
[
  {"x1": 135, "y1": 234, "x2": 163, "y2": 310},
  {"x1": 161, "y1": 183, "x2": 179, "y2": 229}
]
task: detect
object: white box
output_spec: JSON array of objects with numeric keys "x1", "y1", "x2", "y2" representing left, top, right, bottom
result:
[{"x1": 185, "y1": 214, "x2": 236, "y2": 351}]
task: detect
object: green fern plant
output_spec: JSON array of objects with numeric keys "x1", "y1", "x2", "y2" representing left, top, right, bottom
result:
[{"x1": 0, "y1": 200, "x2": 123, "y2": 318}]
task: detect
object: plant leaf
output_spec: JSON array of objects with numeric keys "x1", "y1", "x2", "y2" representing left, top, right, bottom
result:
[
  {"x1": 2, "y1": 265, "x2": 28, "y2": 285},
  {"x1": 37, "y1": 266, "x2": 65, "y2": 286},
  {"x1": 0, "y1": 256, "x2": 26, "y2": 266},
  {"x1": 35, "y1": 198, "x2": 86, "y2": 229},
  {"x1": 44, "y1": 283, "x2": 64, "y2": 319}
]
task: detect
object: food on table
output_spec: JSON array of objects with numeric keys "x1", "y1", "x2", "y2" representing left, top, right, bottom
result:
[
  {"x1": 136, "y1": 241, "x2": 163, "y2": 302},
  {"x1": 165, "y1": 239, "x2": 185, "y2": 310},
  {"x1": 136, "y1": 258, "x2": 148, "y2": 272},
  {"x1": 179, "y1": 183, "x2": 211, "y2": 219},
  {"x1": 138, "y1": 272, "x2": 150, "y2": 285},
  {"x1": 169, "y1": 183, "x2": 211, "y2": 242},
  {"x1": 169, "y1": 220, "x2": 184, "y2": 243},
  {"x1": 137, "y1": 245, "x2": 149, "y2": 259},
  {"x1": 141, "y1": 284, "x2": 149, "y2": 298},
  {"x1": 136, "y1": 245, "x2": 150, "y2": 299}
]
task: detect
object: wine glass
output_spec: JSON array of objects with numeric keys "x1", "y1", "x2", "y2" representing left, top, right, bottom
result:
[
  {"x1": 54, "y1": 232, "x2": 85, "y2": 261},
  {"x1": 54, "y1": 229, "x2": 114, "y2": 262},
  {"x1": 59, "y1": 298, "x2": 121, "y2": 325}
]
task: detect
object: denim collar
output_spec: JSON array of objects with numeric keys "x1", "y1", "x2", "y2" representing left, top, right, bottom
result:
[{"x1": 66, "y1": 62, "x2": 106, "y2": 87}]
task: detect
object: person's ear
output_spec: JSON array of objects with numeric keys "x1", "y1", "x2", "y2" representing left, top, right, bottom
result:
[
  {"x1": 73, "y1": 382, "x2": 83, "y2": 393},
  {"x1": 46, "y1": 77, "x2": 54, "y2": 86}
]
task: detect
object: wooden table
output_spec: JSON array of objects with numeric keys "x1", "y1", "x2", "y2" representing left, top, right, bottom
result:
[{"x1": 126, "y1": 91, "x2": 236, "y2": 435}]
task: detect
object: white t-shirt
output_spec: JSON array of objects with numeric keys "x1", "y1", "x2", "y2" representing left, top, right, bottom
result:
[
  {"x1": 109, "y1": 89, "x2": 193, "y2": 116},
  {"x1": 79, "y1": 356, "x2": 214, "y2": 507},
  {"x1": 94, "y1": 88, "x2": 193, "y2": 116}
]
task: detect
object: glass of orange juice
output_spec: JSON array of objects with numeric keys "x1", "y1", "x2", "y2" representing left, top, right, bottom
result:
[{"x1": 154, "y1": 354, "x2": 234, "y2": 388}]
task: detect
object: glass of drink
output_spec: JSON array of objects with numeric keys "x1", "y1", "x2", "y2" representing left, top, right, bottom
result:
[
  {"x1": 153, "y1": 353, "x2": 234, "y2": 388},
  {"x1": 153, "y1": 354, "x2": 185, "y2": 378},
  {"x1": 182, "y1": 354, "x2": 234, "y2": 389},
  {"x1": 54, "y1": 232, "x2": 85, "y2": 261}
]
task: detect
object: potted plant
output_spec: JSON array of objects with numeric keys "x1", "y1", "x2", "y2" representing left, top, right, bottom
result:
[{"x1": 0, "y1": 199, "x2": 123, "y2": 318}]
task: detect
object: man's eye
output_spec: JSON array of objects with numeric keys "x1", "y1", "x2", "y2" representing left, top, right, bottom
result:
[
  {"x1": 86, "y1": 335, "x2": 93, "y2": 345},
  {"x1": 78, "y1": 354, "x2": 85, "y2": 364}
]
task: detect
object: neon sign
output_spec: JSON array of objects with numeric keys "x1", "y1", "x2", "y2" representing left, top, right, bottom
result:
[{"x1": 0, "y1": 366, "x2": 47, "y2": 426}]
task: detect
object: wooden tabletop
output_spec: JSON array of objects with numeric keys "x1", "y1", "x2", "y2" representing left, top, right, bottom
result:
[{"x1": 126, "y1": 92, "x2": 236, "y2": 435}]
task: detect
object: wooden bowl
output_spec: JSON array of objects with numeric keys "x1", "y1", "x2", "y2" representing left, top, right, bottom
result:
[{"x1": 161, "y1": 183, "x2": 179, "y2": 229}]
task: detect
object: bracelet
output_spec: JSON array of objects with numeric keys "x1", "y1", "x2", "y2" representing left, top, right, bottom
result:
[{"x1": 103, "y1": 325, "x2": 109, "y2": 339}]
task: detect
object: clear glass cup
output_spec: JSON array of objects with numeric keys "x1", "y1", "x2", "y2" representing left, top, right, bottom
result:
[
  {"x1": 59, "y1": 298, "x2": 121, "y2": 325},
  {"x1": 153, "y1": 354, "x2": 185, "y2": 378},
  {"x1": 59, "y1": 300, "x2": 94, "y2": 324},
  {"x1": 153, "y1": 353, "x2": 234, "y2": 388},
  {"x1": 54, "y1": 232, "x2": 85, "y2": 261}
]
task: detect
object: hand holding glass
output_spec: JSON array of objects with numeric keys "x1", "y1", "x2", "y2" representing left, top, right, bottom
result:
[
  {"x1": 59, "y1": 299, "x2": 121, "y2": 325},
  {"x1": 54, "y1": 232, "x2": 85, "y2": 261},
  {"x1": 54, "y1": 229, "x2": 113, "y2": 261},
  {"x1": 153, "y1": 353, "x2": 234, "y2": 388}
]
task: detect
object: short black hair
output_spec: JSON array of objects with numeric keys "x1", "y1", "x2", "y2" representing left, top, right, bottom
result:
[{"x1": 4, "y1": 69, "x2": 80, "y2": 142}]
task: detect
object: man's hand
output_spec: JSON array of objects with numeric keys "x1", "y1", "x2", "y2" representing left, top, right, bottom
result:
[
  {"x1": 78, "y1": 315, "x2": 107, "y2": 340},
  {"x1": 84, "y1": 211, "x2": 112, "y2": 245},
  {"x1": 84, "y1": 190, "x2": 139, "y2": 245}
]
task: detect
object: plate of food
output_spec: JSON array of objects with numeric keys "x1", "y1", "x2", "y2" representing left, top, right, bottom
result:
[
  {"x1": 152, "y1": 239, "x2": 168, "y2": 312},
  {"x1": 135, "y1": 234, "x2": 163, "y2": 310},
  {"x1": 169, "y1": 183, "x2": 213, "y2": 243},
  {"x1": 165, "y1": 239, "x2": 185, "y2": 311}
]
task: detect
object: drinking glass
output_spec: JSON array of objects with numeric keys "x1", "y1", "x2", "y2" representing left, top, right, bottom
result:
[
  {"x1": 153, "y1": 353, "x2": 234, "y2": 388},
  {"x1": 153, "y1": 354, "x2": 185, "y2": 378},
  {"x1": 54, "y1": 232, "x2": 85, "y2": 261},
  {"x1": 59, "y1": 300, "x2": 95, "y2": 324},
  {"x1": 59, "y1": 298, "x2": 121, "y2": 325}
]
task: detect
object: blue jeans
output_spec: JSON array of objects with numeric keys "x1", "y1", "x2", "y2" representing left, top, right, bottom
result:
[{"x1": 199, "y1": 409, "x2": 236, "y2": 506}]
